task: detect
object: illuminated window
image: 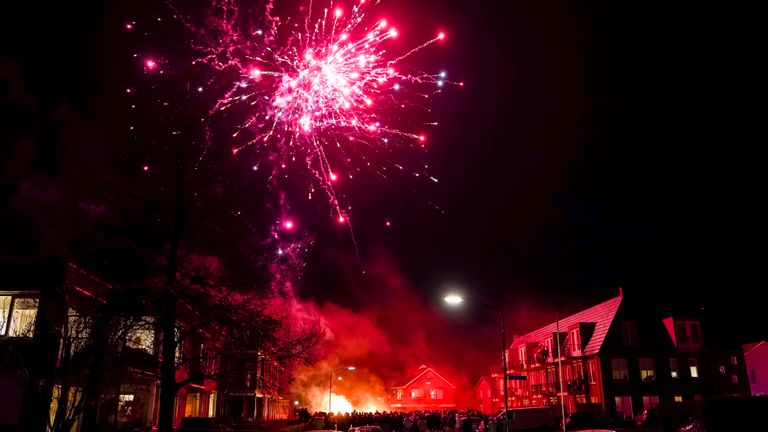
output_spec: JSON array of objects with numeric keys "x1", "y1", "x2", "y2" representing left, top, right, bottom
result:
[
  {"x1": 126, "y1": 319, "x2": 155, "y2": 354},
  {"x1": 430, "y1": 388, "x2": 444, "y2": 400},
  {"x1": 568, "y1": 329, "x2": 581, "y2": 356},
  {"x1": 621, "y1": 321, "x2": 638, "y2": 346},
  {"x1": 396, "y1": 389, "x2": 403, "y2": 400},
  {"x1": 587, "y1": 360, "x2": 596, "y2": 384},
  {"x1": 519, "y1": 346, "x2": 527, "y2": 368},
  {"x1": 0, "y1": 297, "x2": 39, "y2": 337},
  {"x1": 689, "y1": 358, "x2": 699, "y2": 378},
  {"x1": 719, "y1": 365, "x2": 726, "y2": 375},
  {"x1": 411, "y1": 388, "x2": 424, "y2": 399},
  {"x1": 0, "y1": 296, "x2": 10, "y2": 335},
  {"x1": 730, "y1": 356, "x2": 738, "y2": 365},
  {"x1": 614, "y1": 395, "x2": 633, "y2": 420},
  {"x1": 674, "y1": 395, "x2": 683, "y2": 402},
  {"x1": 731, "y1": 375, "x2": 739, "y2": 384},
  {"x1": 642, "y1": 395, "x2": 659, "y2": 409},
  {"x1": 670, "y1": 358, "x2": 679, "y2": 379},
  {"x1": 639, "y1": 358, "x2": 655, "y2": 382},
  {"x1": 611, "y1": 358, "x2": 629, "y2": 382}
]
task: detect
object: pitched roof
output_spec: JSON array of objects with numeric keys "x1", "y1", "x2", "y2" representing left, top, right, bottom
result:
[
  {"x1": 393, "y1": 365, "x2": 456, "y2": 389},
  {"x1": 744, "y1": 341, "x2": 767, "y2": 355},
  {"x1": 510, "y1": 295, "x2": 623, "y2": 356}
]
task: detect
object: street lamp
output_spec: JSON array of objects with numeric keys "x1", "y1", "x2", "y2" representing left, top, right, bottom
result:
[
  {"x1": 329, "y1": 366, "x2": 356, "y2": 413},
  {"x1": 444, "y1": 294, "x2": 510, "y2": 432}
]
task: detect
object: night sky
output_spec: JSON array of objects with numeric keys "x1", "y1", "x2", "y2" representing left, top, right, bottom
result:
[{"x1": 2, "y1": 0, "x2": 765, "y2": 366}]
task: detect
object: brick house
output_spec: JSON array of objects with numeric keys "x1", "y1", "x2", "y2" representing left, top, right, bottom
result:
[
  {"x1": 388, "y1": 365, "x2": 457, "y2": 411},
  {"x1": 489, "y1": 290, "x2": 750, "y2": 420}
]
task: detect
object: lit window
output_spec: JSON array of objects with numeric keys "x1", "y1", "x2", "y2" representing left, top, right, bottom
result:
[
  {"x1": 569, "y1": 329, "x2": 582, "y2": 355},
  {"x1": 396, "y1": 389, "x2": 403, "y2": 400},
  {"x1": 587, "y1": 360, "x2": 596, "y2": 384},
  {"x1": 639, "y1": 358, "x2": 655, "y2": 382},
  {"x1": 730, "y1": 356, "x2": 738, "y2": 366},
  {"x1": 719, "y1": 365, "x2": 726, "y2": 375},
  {"x1": 674, "y1": 395, "x2": 683, "y2": 402},
  {"x1": 642, "y1": 395, "x2": 659, "y2": 409},
  {"x1": 614, "y1": 395, "x2": 633, "y2": 420},
  {"x1": 731, "y1": 375, "x2": 739, "y2": 384},
  {"x1": 689, "y1": 358, "x2": 699, "y2": 378},
  {"x1": 4, "y1": 297, "x2": 39, "y2": 337},
  {"x1": 430, "y1": 388, "x2": 444, "y2": 400},
  {"x1": 411, "y1": 388, "x2": 424, "y2": 399},
  {"x1": 612, "y1": 358, "x2": 629, "y2": 382},
  {"x1": 126, "y1": 319, "x2": 155, "y2": 354},
  {"x1": 0, "y1": 296, "x2": 10, "y2": 335},
  {"x1": 670, "y1": 358, "x2": 679, "y2": 379}
]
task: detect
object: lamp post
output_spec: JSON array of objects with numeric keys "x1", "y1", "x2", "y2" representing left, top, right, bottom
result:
[
  {"x1": 444, "y1": 294, "x2": 510, "y2": 432},
  {"x1": 329, "y1": 366, "x2": 356, "y2": 413}
]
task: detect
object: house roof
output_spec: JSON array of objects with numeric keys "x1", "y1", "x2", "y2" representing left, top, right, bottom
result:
[
  {"x1": 474, "y1": 375, "x2": 499, "y2": 397},
  {"x1": 510, "y1": 295, "x2": 623, "y2": 356},
  {"x1": 744, "y1": 341, "x2": 767, "y2": 355},
  {"x1": 393, "y1": 365, "x2": 456, "y2": 389}
]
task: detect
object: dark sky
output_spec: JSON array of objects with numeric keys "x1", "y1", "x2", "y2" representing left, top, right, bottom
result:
[{"x1": 2, "y1": 0, "x2": 765, "y2": 348}]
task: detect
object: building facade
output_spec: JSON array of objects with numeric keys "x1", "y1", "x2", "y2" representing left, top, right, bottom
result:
[
  {"x1": 388, "y1": 365, "x2": 457, "y2": 411},
  {"x1": 743, "y1": 341, "x2": 768, "y2": 396},
  {"x1": 481, "y1": 291, "x2": 751, "y2": 420}
]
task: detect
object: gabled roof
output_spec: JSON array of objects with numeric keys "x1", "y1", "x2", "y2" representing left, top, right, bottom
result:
[
  {"x1": 510, "y1": 295, "x2": 623, "y2": 356},
  {"x1": 744, "y1": 341, "x2": 767, "y2": 355},
  {"x1": 393, "y1": 365, "x2": 456, "y2": 389},
  {"x1": 474, "y1": 375, "x2": 499, "y2": 396}
]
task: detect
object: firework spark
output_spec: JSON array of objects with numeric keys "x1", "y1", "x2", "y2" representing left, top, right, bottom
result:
[{"x1": 186, "y1": 0, "x2": 455, "y2": 223}]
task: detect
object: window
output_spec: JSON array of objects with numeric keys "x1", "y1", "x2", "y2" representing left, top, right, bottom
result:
[
  {"x1": 614, "y1": 395, "x2": 633, "y2": 420},
  {"x1": 676, "y1": 320, "x2": 703, "y2": 347},
  {"x1": 642, "y1": 395, "x2": 659, "y2": 410},
  {"x1": 730, "y1": 356, "x2": 738, "y2": 366},
  {"x1": 126, "y1": 320, "x2": 155, "y2": 354},
  {"x1": 519, "y1": 346, "x2": 527, "y2": 368},
  {"x1": 689, "y1": 358, "x2": 699, "y2": 378},
  {"x1": 639, "y1": 358, "x2": 655, "y2": 382},
  {"x1": 0, "y1": 296, "x2": 39, "y2": 337},
  {"x1": 587, "y1": 360, "x2": 596, "y2": 384},
  {"x1": 429, "y1": 388, "x2": 444, "y2": 400},
  {"x1": 411, "y1": 388, "x2": 424, "y2": 399},
  {"x1": 670, "y1": 358, "x2": 679, "y2": 379},
  {"x1": 621, "y1": 321, "x2": 638, "y2": 345},
  {"x1": 674, "y1": 395, "x2": 683, "y2": 402},
  {"x1": 544, "y1": 338, "x2": 554, "y2": 362},
  {"x1": 568, "y1": 329, "x2": 582, "y2": 356},
  {"x1": 612, "y1": 358, "x2": 629, "y2": 382},
  {"x1": 396, "y1": 389, "x2": 403, "y2": 400},
  {"x1": 731, "y1": 375, "x2": 739, "y2": 385},
  {"x1": 719, "y1": 365, "x2": 726, "y2": 375}
]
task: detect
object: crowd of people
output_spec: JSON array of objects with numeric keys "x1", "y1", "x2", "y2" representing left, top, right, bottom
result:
[{"x1": 298, "y1": 409, "x2": 499, "y2": 432}]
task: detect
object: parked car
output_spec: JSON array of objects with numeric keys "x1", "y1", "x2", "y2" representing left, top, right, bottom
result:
[
  {"x1": 635, "y1": 408, "x2": 658, "y2": 428},
  {"x1": 495, "y1": 407, "x2": 556, "y2": 431},
  {"x1": 562, "y1": 412, "x2": 614, "y2": 431},
  {"x1": 348, "y1": 427, "x2": 383, "y2": 432},
  {"x1": 176, "y1": 417, "x2": 233, "y2": 432},
  {"x1": 457, "y1": 416, "x2": 485, "y2": 432}
]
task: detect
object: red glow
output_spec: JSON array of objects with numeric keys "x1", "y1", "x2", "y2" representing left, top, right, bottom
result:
[
  {"x1": 283, "y1": 220, "x2": 295, "y2": 230},
  {"x1": 125, "y1": 23, "x2": 134, "y2": 30},
  {"x1": 142, "y1": 165, "x2": 149, "y2": 171},
  {"x1": 249, "y1": 68, "x2": 262, "y2": 79},
  {"x1": 385, "y1": 220, "x2": 391, "y2": 227},
  {"x1": 338, "y1": 215, "x2": 346, "y2": 223},
  {"x1": 145, "y1": 59, "x2": 157, "y2": 70},
  {"x1": 334, "y1": 8, "x2": 342, "y2": 18},
  {"x1": 418, "y1": 134, "x2": 426, "y2": 142},
  {"x1": 437, "y1": 32, "x2": 446, "y2": 40},
  {"x1": 329, "y1": 172, "x2": 338, "y2": 181}
]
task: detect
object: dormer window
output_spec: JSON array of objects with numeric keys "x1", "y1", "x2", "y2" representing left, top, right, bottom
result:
[
  {"x1": 569, "y1": 328, "x2": 582, "y2": 356},
  {"x1": 676, "y1": 320, "x2": 703, "y2": 348}
]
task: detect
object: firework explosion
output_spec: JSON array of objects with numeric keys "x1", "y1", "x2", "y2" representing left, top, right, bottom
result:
[{"x1": 186, "y1": 0, "x2": 456, "y2": 225}]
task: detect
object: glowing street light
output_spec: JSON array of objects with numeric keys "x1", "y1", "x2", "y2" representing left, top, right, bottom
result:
[
  {"x1": 444, "y1": 293, "x2": 510, "y2": 432},
  {"x1": 329, "y1": 366, "x2": 356, "y2": 413}
]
